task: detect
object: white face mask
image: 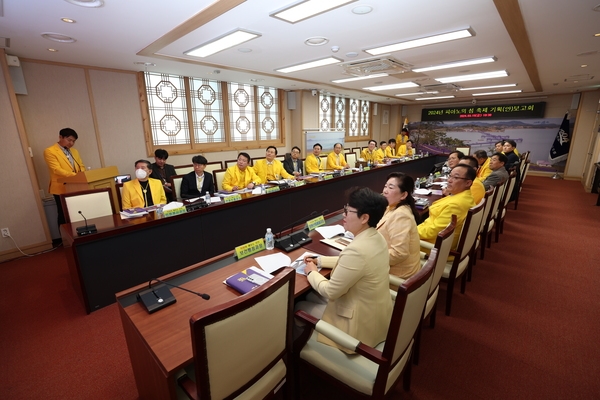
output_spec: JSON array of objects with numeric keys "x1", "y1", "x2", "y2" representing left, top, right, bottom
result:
[{"x1": 135, "y1": 168, "x2": 147, "y2": 179}]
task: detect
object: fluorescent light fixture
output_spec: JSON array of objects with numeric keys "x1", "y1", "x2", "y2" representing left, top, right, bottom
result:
[
  {"x1": 395, "y1": 91, "x2": 439, "y2": 96},
  {"x1": 185, "y1": 29, "x2": 261, "y2": 58},
  {"x1": 271, "y1": 0, "x2": 357, "y2": 23},
  {"x1": 363, "y1": 82, "x2": 419, "y2": 91},
  {"x1": 365, "y1": 28, "x2": 473, "y2": 56},
  {"x1": 436, "y1": 70, "x2": 508, "y2": 83},
  {"x1": 332, "y1": 73, "x2": 388, "y2": 83},
  {"x1": 415, "y1": 95, "x2": 455, "y2": 101},
  {"x1": 472, "y1": 90, "x2": 522, "y2": 96},
  {"x1": 413, "y1": 56, "x2": 496, "y2": 73},
  {"x1": 276, "y1": 56, "x2": 342, "y2": 73},
  {"x1": 460, "y1": 84, "x2": 517, "y2": 91}
]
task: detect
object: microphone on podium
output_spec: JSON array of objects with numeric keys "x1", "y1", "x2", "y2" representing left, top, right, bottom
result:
[{"x1": 76, "y1": 211, "x2": 97, "y2": 236}]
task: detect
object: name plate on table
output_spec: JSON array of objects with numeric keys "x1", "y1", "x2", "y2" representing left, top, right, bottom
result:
[
  {"x1": 224, "y1": 194, "x2": 243, "y2": 203},
  {"x1": 307, "y1": 215, "x2": 326, "y2": 231},
  {"x1": 163, "y1": 206, "x2": 187, "y2": 218},
  {"x1": 235, "y1": 238, "x2": 266, "y2": 259},
  {"x1": 363, "y1": 166, "x2": 371, "y2": 171},
  {"x1": 324, "y1": 174, "x2": 334, "y2": 180},
  {"x1": 344, "y1": 169, "x2": 353, "y2": 175},
  {"x1": 295, "y1": 180, "x2": 306, "y2": 186},
  {"x1": 265, "y1": 186, "x2": 280, "y2": 194}
]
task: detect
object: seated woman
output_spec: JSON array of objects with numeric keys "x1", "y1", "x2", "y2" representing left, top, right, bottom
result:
[
  {"x1": 299, "y1": 187, "x2": 392, "y2": 353},
  {"x1": 377, "y1": 172, "x2": 421, "y2": 279}
]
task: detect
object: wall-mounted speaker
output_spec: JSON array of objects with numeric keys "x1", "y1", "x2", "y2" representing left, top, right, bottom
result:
[
  {"x1": 5, "y1": 55, "x2": 28, "y2": 95},
  {"x1": 570, "y1": 93, "x2": 581, "y2": 110},
  {"x1": 373, "y1": 103, "x2": 378, "y2": 116},
  {"x1": 287, "y1": 91, "x2": 296, "y2": 110}
]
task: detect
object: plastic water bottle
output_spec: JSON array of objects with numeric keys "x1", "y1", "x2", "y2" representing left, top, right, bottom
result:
[
  {"x1": 427, "y1": 173, "x2": 434, "y2": 186},
  {"x1": 155, "y1": 205, "x2": 164, "y2": 219},
  {"x1": 204, "y1": 191, "x2": 211, "y2": 205},
  {"x1": 415, "y1": 179, "x2": 420, "y2": 190},
  {"x1": 265, "y1": 228, "x2": 274, "y2": 250},
  {"x1": 359, "y1": 163, "x2": 363, "y2": 172}
]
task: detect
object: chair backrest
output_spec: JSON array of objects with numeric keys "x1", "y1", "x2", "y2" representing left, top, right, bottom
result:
[
  {"x1": 251, "y1": 156, "x2": 265, "y2": 166},
  {"x1": 213, "y1": 169, "x2": 227, "y2": 191},
  {"x1": 61, "y1": 188, "x2": 115, "y2": 223},
  {"x1": 429, "y1": 215, "x2": 457, "y2": 296},
  {"x1": 379, "y1": 250, "x2": 435, "y2": 394},
  {"x1": 319, "y1": 156, "x2": 327, "y2": 168},
  {"x1": 115, "y1": 183, "x2": 123, "y2": 211},
  {"x1": 189, "y1": 268, "x2": 295, "y2": 400},
  {"x1": 170, "y1": 174, "x2": 184, "y2": 201},
  {"x1": 478, "y1": 186, "x2": 496, "y2": 235},
  {"x1": 174, "y1": 164, "x2": 194, "y2": 175},
  {"x1": 346, "y1": 152, "x2": 357, "y2": 167},
  {"x1": 224, "y1": 159, "x2": 238, "y2": 168},
  {"x1": 276, "y1": 155, "x2": 285, "y2": 162},
  {"x1": 520, "y1": 162, "x2": 530, "y2": 186},
  {"x1": 456, "y1": 198, "x2": 486, "y2": 260},
  {"x1": 500, "y1": 171, "x2": 517, "y2": 211},
  {"x1": 204, "y1": 161, "x2": 224, "y2": 176},
  {"x1": 352, "y1": 147, "x2": 361, "y2": 159},
  {"x1": 490, "y1": 179, "x2": 507, "y2": 220}
]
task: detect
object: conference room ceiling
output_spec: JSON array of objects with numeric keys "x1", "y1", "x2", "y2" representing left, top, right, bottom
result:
[{"x1": 1, "y1": 0, "x2": 599, "y2": 105}]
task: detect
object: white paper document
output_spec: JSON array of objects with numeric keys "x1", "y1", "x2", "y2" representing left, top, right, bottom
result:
[
  {"x1": 315, "y1": 224, "x2": 346, "y2": 239},
  {"x1": 254, "y1": 253, "x2": 291, "y2": 274},
  {"x1": 290, "y1": 251, "x2": 323, "y2": 275}
]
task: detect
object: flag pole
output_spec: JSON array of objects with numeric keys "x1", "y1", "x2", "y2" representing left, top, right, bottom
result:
[{"x1": 550, "y1": 110, "x2": 570, "y2": 179}]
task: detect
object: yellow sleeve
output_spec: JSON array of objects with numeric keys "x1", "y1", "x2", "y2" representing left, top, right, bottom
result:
[
  {"x1": 248, "y1": 166, "x2": 261, "y2": 185},
  {"x1": 305, "y1": 155, "x2": 319, "y2": 173},
  {"x1": 276, "y1": 161, "x2": 293, "y2": 179},
  {"x1": 43, "y1": 147, "x2": 77, "y2": 179},
  {"x1": 151, "y1": 179, "x2": 167, "y2": 205},
  {"x1": 374, "y1": 149, "x2": 384, "y2": 164},
  {"x1": 327, "y1": 153, "x2": 343, "y2": 170},
  {"x1": 253, "y1": 160, "x2": 266, "y2": 183},
  {"x1": 222, "y1": 167, "x2": 236, "y2": 191},
  {"x1": 122, "y1": 182, "x2": 134, "y2": 209},
  {"x1": 398, "y1": 144, "x2": 407, "y2": 156},
  {"x1": 385, "y1": 147, "x2": 393, "y2": 158}
]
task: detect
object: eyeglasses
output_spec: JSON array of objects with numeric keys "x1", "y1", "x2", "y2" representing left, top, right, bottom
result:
[
  {"x1": 343, "y1": 205, "x2": 359, "y2": 216},
  {"x1": 447, "y1": 174, "x2": 469, "y2": 181}
]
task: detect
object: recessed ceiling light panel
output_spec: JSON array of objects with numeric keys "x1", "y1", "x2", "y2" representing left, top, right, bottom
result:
[
  {"x1": 413, "y1": 56, "x2": 496, "y2": 73},
  {"x1": 64, "y1": 0, "x2": 104, "y2": 7},
  {"x1": 271, "y1": 0, "x2": 358, "y2": 24},
  {"x1": 276, "y1": 56, "x2": 343, "y2": 73},
  {"x1": 365, "y1": 28, "x2": 474, "y2": 56},
  {"x1": 41, "y1": 32, "x2": 76, "y2": 43},
  {"x1": 415, "y1": 95, "x2": 455, "y2": 100},
  {"x1": 436, "y1": 70, "x2": 508, "y2": 83},
  {"x1": 460, "y1": 83, "x2": 516, "y2": 91},
  {"x1": 185, "y1": 29, "x2": 261, "y2": 58},
  {"x1": 332, "y1": 73, "x2": 388, "y2": 83},
  {"x1": 363, "y1": 82, "x2": 419, "y2": 91},
  {"x1": 472, "y1": 90, "x2": 522, "y2": 96}
]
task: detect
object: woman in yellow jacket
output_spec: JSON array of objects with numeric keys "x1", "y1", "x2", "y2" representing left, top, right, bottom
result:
[{"x1": 122, "y1": 160, "x2": 167, "y2": 209}]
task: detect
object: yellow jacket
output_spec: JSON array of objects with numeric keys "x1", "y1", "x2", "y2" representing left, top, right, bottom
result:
[
  {"x1": 476, "y1": 157, "x2": 493, "y2": 181},
  {"x1": 470, "y1": 179, "x2": 485, "y2": 204},
  {"x1": 327, "y1": 152, "x2": 347, "y2": 170},
  {"x1": 418, "y1": 189, "x2": 475, "y2": 251},
  {"x1": 253, "y1": 159, "x2": 292, "y2": 181},
  {"x1": 360, "y1": 149, "x2": 376, "y2": 163},
  {"x1": 43, "y1": 143, "x2": 85, "y2": 195},
  {"x1": 308, "y1": 228, "x2": 393, "y2": 353},
  {"x1": 395, "y1": 133, "x2": 409, "y2": 145},
  {"x1": 374, "y1": 148, "x2": 385, "y2": 164},
  {"x1": 122, "y1": 178, "x2": 166, "y2": 209},
  {"x1": 376, "y1": 205, "x2": 421, "y2": 279},
  {"x1": 385, "y1": 146, "x2": 399, "y2": 158},
  {"x1": 222, "y1": 165, "x2": 261, "y2": 191},
  {"x1": 398, "y1": 144, "x2": 414, "y2": 157},
  {"x1": 305, "y1": 154, "x2": 323, "y2": 174}
]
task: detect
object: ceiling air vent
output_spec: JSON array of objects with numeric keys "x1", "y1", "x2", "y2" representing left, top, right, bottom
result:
[
  {"x1": 421, "y1": 83, "x2": 462, "y2": 93},
  {"x1": 339, "y1": 56, "x2": 412, "y2": 76}
]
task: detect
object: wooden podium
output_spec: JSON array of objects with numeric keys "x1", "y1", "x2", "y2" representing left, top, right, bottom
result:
[{"x1": 59, "y1": 166, "x2": 120, "y2": 209}]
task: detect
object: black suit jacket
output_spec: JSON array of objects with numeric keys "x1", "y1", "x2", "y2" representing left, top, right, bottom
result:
[
  {"x1": 150, "y1": 163, "x2": 177, "y2": 201},
  {"x1": 283, "y1": 155, "x2": 304, "y2": 175},
  {"x1": 180, "y1": 171, "x2": 215, "y2": 199}
]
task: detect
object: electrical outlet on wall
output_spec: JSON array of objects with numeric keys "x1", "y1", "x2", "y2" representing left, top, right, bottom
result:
[{"x1": 1, "y1": 228, "x2": 10, "y2": 238}]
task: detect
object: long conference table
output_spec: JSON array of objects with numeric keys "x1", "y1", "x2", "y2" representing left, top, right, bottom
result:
[{"x1": 61, "y1": 155, "x2": 441, "y2": 313}]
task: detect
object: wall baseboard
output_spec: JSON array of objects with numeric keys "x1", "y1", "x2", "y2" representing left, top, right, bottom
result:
[{"x1": 0, "y1": 241, "x2": 54, "y2": 263}]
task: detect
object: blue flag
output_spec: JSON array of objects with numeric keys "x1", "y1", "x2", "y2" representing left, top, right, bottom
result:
[{"x1": 549, "y1": 113, "x2": 570, "y2": 164}]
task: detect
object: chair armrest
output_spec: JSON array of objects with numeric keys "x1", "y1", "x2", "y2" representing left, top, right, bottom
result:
[
  {"x1": 420, "y1": 240, "x2": 434, "y2": 250},
  {"x1": 389, "y1": 288, "x2": 397, "y2": 301},
  {"x1": 389, "y1": 274, "x2": 406, "y2": 288},
  {"x1": 420, "y1": 251, "x2": 427, "y2": 259},
  {"x1": 450, "y1": 250, "x2": 460, "y2": 258}
]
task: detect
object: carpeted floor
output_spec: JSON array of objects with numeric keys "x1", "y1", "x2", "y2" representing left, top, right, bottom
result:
[{"x1": 1, "y1": 176, "x2": 599, "y2": 399}]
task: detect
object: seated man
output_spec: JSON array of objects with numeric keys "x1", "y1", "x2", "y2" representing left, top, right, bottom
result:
[
  {"x1": 283, "y1": 146, "x2": 304, "y2": 176},
  {"x1": 458, "y1": 156, "x2": 485, "y2": 204},
  {"x1": 418, "y1": 164, "x2": 476, "y2": 251},
  {"x1": 150, "y1": 149, "x2": 177, "y2": 202},
  {"x1": 398, "y1": 140, "x2": 415, "y2": 156},
  {"x1": 474, "y1": 150, "x2": 493, "y2": 181},
  {"x1": 503, "y1": 140, "x2": 520, "y2": 171},
  {"x1": 180, "y1": 155, "x2": 215, "y2": 199},
  {"x1": 482, "y1": 152, "x2": 509, "y2": 190},
  {"x1": 326, "y1": 143, "x2": 348, "y2": 170},
  {"x1": 305, "y1": 143, "x2": 323, "y2": 174},
  {"x1": 222, "y1": 152, "x2": 261, "y2": 191},
  {"x1": 385, "y1": 138, "x2": 400, "y2": 158},
  {"x1": 374, "y1": 141, "x2": 387, "y2": 164},
  {"x1": 253, "y1": 146, "x2": 293, "y2": 182},
  {"x1": 360, "y1": 140, "x2": 377, "y2": 164},
  {"x1": 122, "y1": 160, "x2": 167, "y2": 209}
]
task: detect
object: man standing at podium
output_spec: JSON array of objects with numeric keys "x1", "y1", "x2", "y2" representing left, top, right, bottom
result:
[{"x1": 43, "y1": 128, "x2": 86, "y2": 230}]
